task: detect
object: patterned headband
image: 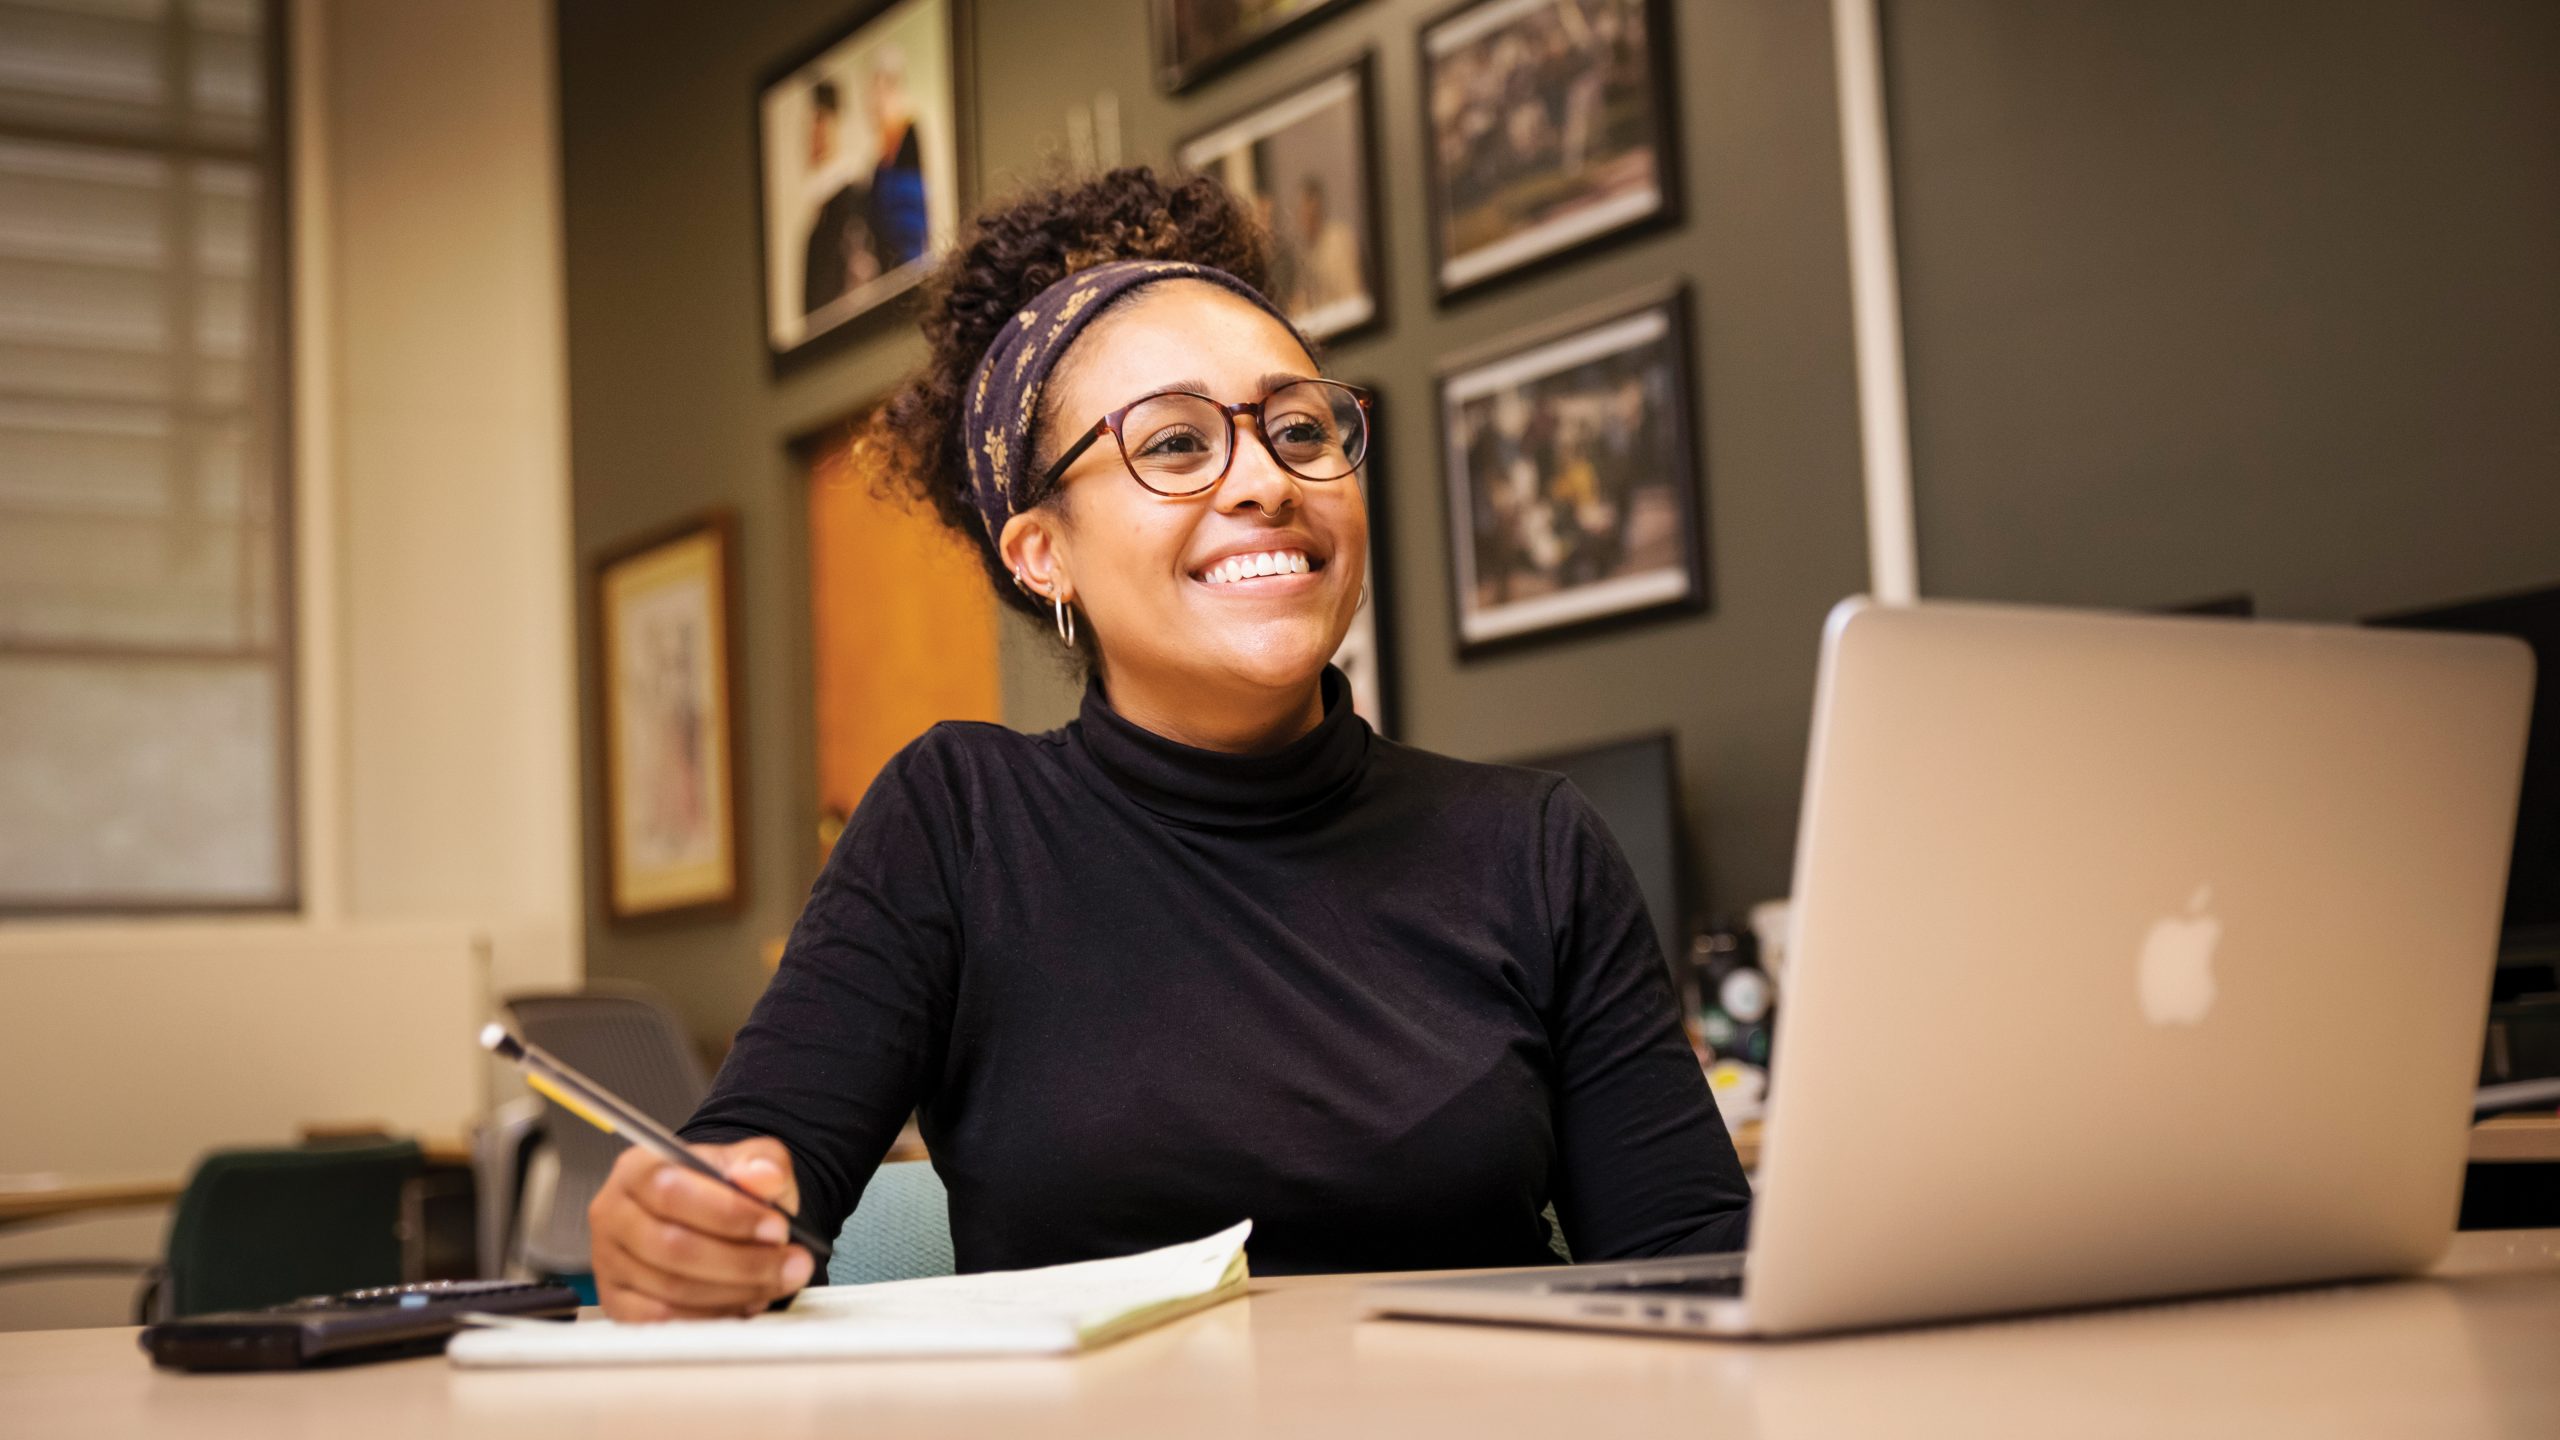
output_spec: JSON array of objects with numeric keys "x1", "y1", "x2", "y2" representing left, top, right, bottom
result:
[{"x1": 961, "y1": 258, "x2": 1308, "y2": 547}]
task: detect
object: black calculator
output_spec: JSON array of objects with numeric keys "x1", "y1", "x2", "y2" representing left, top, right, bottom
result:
[{"x1": 139, "y1": 1278, "x2": 581, "y2": 1371}]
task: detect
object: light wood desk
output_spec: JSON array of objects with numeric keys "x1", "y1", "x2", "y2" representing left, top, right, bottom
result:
[
  {"x1": 0, "y1": 1181, "x2": 187, "y2": 1230},
  {"x1": 5, "y1": 1119, "x2": 2536, "y2": 1228},
  {"x1": 2471, "y1": 1113, "x2": 2560, "y2": 1163},
  {"x1": 0, "y1": 1138, "x2": 476, "y2": 1231},
  {"x1": 5, "y1": 1230, "x2": 2556, "y2": 1440}
]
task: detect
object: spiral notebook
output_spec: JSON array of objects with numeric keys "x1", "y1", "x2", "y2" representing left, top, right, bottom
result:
[{"x1": 445, "y1": 1221, "x2": 1252, "y2": 1367}]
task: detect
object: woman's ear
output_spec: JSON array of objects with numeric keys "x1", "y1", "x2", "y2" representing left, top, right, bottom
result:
[{"x1": 998, "y1": 512, "x2": 1071, "y2": 604}]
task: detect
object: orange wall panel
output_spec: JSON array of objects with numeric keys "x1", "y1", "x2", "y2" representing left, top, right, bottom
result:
[{"x1": 808, "y1": 437, "x2": 1001, "y2": 849}]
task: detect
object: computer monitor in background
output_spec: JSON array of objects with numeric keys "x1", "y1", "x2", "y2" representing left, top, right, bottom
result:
[
  {"x1": 2369, "y1": 582, "x2": 2560, "y2": 962},
  {"x1": 2163, "y1": 592, "x2": 2257, "y2": 619},
  {"x1": 1509, "y1": 733, "x2": 1691, "y2": 975}
]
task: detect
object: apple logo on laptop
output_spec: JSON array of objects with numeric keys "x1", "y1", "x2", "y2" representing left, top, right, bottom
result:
[{"x1": 2138, "y1": 885, "x2": 2220, "y2": 1026}]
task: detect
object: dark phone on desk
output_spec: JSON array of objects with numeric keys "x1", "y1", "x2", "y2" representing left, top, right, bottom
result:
[{"x1": 140, "y1": 1279, "x2": 579, "y2": 1372}]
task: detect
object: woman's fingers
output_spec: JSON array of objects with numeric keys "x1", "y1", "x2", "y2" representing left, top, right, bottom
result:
[
  {"x1": 631, "y1": 1161, "x2": 789, "y2": 1245},
  {"x1": 598, "y1": 1232, "x2": 803, "y2": 1316},
  {"x1": 589, "y1": 1139, "x2": 816, "y2": 1324},
  {"x1": 716, "y1": 1137, "x2": 804, "y2": 1217},
  {"x1": 596, "y1": 1282, "x2": 743, "y2": 1325},
  {"x1": 629, "y1": 1210, "x2": 798, "y2": 1289}
]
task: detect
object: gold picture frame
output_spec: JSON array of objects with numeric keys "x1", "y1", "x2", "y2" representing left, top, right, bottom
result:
[{"x1": 596, "y1": 513, "x2": 745, "y2": 924}]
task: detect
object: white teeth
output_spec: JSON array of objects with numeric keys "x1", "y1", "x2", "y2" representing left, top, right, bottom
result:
[{"x1": 1197, "y1": 549, "x2": 1313, "y2": 585}]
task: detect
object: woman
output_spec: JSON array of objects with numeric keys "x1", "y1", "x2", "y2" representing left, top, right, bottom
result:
[{"x1": 588, "y1": 169, "x2": 1750, "y2": 1322}]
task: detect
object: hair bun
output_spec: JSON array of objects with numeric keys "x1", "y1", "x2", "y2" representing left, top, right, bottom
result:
[{"x1": 922, "y1": 167, "x2": 1269, "y2": 372}]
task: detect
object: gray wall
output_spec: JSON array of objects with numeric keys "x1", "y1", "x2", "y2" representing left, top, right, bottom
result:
[
  {"x1": 557, "y1": 0, "x2": 1867, "y2": 1045},
  {"x1": 559, "y1": 0, "x2": 2559, "y2": 1049},
  {"x1": 1887, "y1": 0, "x2": 2560, "y2": 616}
]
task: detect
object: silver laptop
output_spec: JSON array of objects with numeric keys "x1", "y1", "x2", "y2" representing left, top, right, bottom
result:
[{"x1": 1367, "y1": 597, "x2": 2534, "y2": 1338}]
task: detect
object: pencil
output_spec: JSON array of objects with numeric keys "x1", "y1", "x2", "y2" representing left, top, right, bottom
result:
[{"x1": 478, "y1": 1022, "x2": 834, "y2": 1264}]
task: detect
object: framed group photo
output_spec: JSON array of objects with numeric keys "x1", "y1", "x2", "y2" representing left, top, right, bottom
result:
[
  {"x1": 1437, "y1": 287, "x2": 1707, "y2": 656},
  {"x1": 755, "y1": 0, "x2": 967, "y2": 364},
  {"x1": 597, "y1": 514, "x2": 745, "y2": 924},
  {"x1": 1176, "y1": 56, "x2": 1385, "y2": 345},
  {"x1": 1151, "y1": 0, "x2": 1367, "y2": 94},
  {"x1": 1420, "y1": 0, "x2": 1681, "y2": 298}
]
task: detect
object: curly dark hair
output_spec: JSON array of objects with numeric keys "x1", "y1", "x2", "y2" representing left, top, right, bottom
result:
[{"x1": 861, "y1": 166, "x2": 1273, "y2": 653}]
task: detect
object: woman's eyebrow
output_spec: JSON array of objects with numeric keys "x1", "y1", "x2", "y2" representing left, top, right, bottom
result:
[{"x1": 1133, "y1": 374, "x2": 1317, "y2": 404}]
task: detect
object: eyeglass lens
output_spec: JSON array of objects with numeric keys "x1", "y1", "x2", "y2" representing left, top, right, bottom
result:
[{"x1": 1119, "y1": 381, "x2": 1366, "y2": 494}]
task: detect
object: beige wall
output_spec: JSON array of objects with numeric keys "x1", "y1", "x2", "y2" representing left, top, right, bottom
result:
[
  {"x1": 320, "y1": 0, "x2": 584, "y2": 996},
  {"x1": 0, "y1": 0, "x2": 581, "y2": 1330},
  {"x1": 0, "y1": 924, "x2": 490, "y2": 1178}
]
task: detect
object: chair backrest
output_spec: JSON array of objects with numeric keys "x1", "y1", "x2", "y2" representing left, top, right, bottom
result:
[
  {"x1": 470, "y1": 1094, "x2": 544, "y2": 1278},
  {"x1": 163, "y1": 1139, "x2": 420, "y2": 1316},
  {"x1": 829, "y1": 1161, "x2": 955, "y2": 1285},
  {"x1": 504, "y1": 988, "x2": 707, "y2": 1275}
]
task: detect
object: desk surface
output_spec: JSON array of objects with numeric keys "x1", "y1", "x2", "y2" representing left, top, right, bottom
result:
[
  {"x1": 8, "y1": 1118, "x2": 2548, "y2": 1230},
  {"x1": 0, "y1": 1138, "x2": 475, "y2": 1229},
  {"x1": 6, "y1": 1229, "x2": 2558, "y2": 1440},
  {"x1": 2471, "y1": 1112, "x2": 2560, "y2": 1162},
  {"x1": 0, "y1": 1180, "x2": 183, "y2": 1229}
]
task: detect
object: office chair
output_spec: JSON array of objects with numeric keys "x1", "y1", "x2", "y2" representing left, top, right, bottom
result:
[
  {"x1": 148, "y1": 1138, "x2": 421, "y2": 1319},
  {"x1": 502, "y1": 988, "x2": 708, "y2": 1283},
  {"x1": 819, "y1": 1163, "x2": 1545, "y2": 1284},
  {"x1": 469, "y1": 1094, "x2": 544, "y2": 1278},
  {"x1": 1543, "y1": 1203, "x2": 1573, "y2": 1263},
  {"x1": 0, "y1": 1257, "x2": 155, "y2": 1328},
  {"x1": 2477, "y1": 1077, "x2": 2560, "y2": 1117},
  {"x1": 828, "y1": 1160, "x2": 956, "y2": 1285}
]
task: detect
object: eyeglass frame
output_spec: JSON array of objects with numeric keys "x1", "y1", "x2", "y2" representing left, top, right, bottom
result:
[{"x1": 1035, "y1": 378, "x2": 1374, "y2": 498}]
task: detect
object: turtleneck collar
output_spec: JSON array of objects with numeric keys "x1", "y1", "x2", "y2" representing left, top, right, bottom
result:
[{"x1": 1075, "y1": 665, "x2": 1372, "y2": 831}]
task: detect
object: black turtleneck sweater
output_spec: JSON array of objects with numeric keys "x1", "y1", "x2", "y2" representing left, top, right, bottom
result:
[{"x1": 682, "y1": 667, "x2": 1753, "y2": 1276}]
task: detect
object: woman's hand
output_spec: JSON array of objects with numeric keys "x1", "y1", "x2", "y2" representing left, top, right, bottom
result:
[{"x1": 588, "y1": 1136, "x2": 816, "y2": 1322}]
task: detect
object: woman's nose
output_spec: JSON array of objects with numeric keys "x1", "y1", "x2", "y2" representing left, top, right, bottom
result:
[{"x1": 1214, "y1": 416, "x2": 1304, "y2": 515}]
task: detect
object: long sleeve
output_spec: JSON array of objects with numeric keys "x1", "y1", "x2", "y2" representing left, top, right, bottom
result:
[
  {"x1": 1538, "y1": 779, "x2": 1755, "y2": 1259},
  {"x1": 679, "y1": 733, "x2": 970, "y2": 1243},
  {"x1": 667, "y1": 674, "x2": 1751, "y2": 1277}
]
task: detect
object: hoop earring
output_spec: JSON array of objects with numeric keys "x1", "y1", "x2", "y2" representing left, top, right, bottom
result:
[{"x1": 1054, "y1": 592, "x2": 1076, "y2": 649}]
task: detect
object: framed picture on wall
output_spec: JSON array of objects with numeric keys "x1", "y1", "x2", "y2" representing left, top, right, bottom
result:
[
  {"x1": 597, "y1": 513, "x2": 745, "y2": 924},
  {"x1": 1419, "y1": 0, "x2": 1682, "y2": 299},
  {"x1": 1176, "y1": 55, "x2": 1386, "y2": 344},
  {"x1": 1151, "y1": 0, "x2": 1367, "y2": 94},
  {"x1": 1437, "y1": 285, "x2": 1707, "y2": 657},
  {"x1": 754, "y1": 0, "x2": 967, "y2": 365},
  {"x1": 1333, "y1": 380, "x2": 1399, "y2": 734}
]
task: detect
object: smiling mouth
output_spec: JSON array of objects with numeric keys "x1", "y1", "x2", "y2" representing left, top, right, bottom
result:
[{"x1": 1191, "y1": 548, "x2": 1323, "y2": 587}]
